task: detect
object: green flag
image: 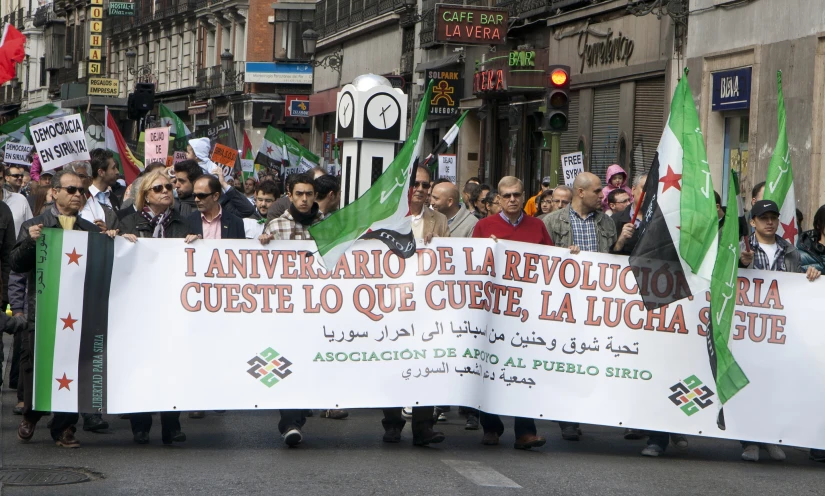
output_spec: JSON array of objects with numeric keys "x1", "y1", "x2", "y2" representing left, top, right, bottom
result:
[
  {"x1": 677, "y1": 70, "x2": 719, "y2": 276},
  {"x1": 0, "y1": 103, "x2": 64, "y2": 147},
  {"x1": 309, "y1": 83, "x2": 433, "y2": 268},
  {"x1": 159, "y1": 103, "x2": 191, "y2": 152},
  {"x1": 763, "y1": 71, "x2": 798, "y2": 245},
  {"x1": 709, "y1": 168, "x2": 750, "y2": 415}
]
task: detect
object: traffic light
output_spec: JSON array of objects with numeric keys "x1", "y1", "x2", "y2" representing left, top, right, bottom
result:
[{"x1": 545, "y1": 65, "x2": 570, "y2": 132}]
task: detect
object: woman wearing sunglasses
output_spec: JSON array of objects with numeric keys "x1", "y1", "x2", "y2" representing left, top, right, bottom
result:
[{"x1": 118, "y1": 169, "x2": 191, "y2": 444}]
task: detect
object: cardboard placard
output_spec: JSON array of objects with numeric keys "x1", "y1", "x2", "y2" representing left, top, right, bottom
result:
[
  {"x1": 3, "y1": 142, "x2": 33, "y2": 165},
  {"x1": 438, "y1": 154, "x2": 457, "y2": 183},
  {"x1": 29, "y1": 114, "x2": 90, "y2": 171},
  {"x1": 211, "y1": 143, "x2": 238, "y2": 169},
  {"x1": 145, "y1": 126, "x2": 170, "y2": 162},
  {"x1": 561, "y1": 151, "x2": 584, "y2": 187}
]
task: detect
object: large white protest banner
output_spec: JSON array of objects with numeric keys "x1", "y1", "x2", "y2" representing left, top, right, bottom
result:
[
  {"x1": 33, "y1": 232, "x2": 825, "y2": 449},
  {"x1": 29, "y1": 114, "x2": 90, "y2": 171},
  {"x1": 3, "y1": 142, "x2": 33, "y2": 165}
]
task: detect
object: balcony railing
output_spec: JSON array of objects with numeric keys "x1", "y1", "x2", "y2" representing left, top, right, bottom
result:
[
  {"x1": 195, "y1": 61, "x2": 245, "y2": 99},
  {"x1": 315, "y1": 0, "x2": 405, "y2": 39}
]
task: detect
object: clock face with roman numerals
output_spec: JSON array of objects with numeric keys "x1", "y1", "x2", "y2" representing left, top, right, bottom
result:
[{"x1": 363, "y1": 93, "x2": 401, "y2": 140}]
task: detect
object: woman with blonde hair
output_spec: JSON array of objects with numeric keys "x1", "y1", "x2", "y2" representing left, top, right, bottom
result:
[{"x1": 118, "y1": 169, "x2": 191, "y2": 444}]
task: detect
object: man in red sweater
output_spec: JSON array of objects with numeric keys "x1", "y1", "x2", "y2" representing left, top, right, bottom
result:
[{"x1": 471, "y1": 175, "x2": 552, "y2": 450}]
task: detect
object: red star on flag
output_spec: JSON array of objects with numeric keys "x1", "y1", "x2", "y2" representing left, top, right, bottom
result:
[
  {"x1": 60, "y1": 313, "x2": 78, "y2": 331},
  {"x1": 65, "y1": 248, "x2": 83, "y2": 265},
  {"x1": 780, "y1": 217, "x2": 798, "y2": 243},
  {"x1": 266, "y1": 145, "x2": 273, "y2": 155},
  {"x1": 659, "y1": 165, "x2": 683, "y2": 193},
  {"x1": 56, "y1": 373, "x2": 73, "y2": 391}
]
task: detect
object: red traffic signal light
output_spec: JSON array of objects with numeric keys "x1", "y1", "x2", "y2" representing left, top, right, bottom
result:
[{"x1": 550, "y1": 68, "x2": 568, "y2": 87}]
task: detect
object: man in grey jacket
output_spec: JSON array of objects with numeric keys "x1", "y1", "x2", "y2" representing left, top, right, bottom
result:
[
  {"x1": 542, "y1": 172, "x2": 617, "y2": 441},
  {"x1": 430, "y1": 182, "x2": 478, "y2": 238}
]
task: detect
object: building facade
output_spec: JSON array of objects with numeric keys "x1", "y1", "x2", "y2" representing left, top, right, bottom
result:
[{"x1": 685, "y1": 0, "x2": 825, "y2": 223}]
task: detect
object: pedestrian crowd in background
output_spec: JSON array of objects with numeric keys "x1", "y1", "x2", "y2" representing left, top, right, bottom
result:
[{"x1": 1, "y1": 147, "x2": 823, "y2": 464}]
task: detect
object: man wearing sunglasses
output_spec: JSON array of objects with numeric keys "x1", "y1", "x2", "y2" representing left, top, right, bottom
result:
[
  {"x1": 5, "y1": 165, "x2": 27, "y2": 194},
  {"x1": 173, "y1": 160, "x2": 255, "y2": 220},
  {"x1": 186, "y1": 175, "x2": 246, "y2": 241},
  {"x1": 472, "y1": 176, "x2": 552, "y2": 451},
  {"x1": 12, "y1": 170, "x2": 119, "y2": 449},
  {"x1": 0, "y1": 167, "x2": 33, "y2": 236}
]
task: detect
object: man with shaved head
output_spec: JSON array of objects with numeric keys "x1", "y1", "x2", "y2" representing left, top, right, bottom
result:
[
  {"x1": 431, "y1": 182, "x2": 478, "y2": 238},
  {"x1": 542, "y1": 171, "x2": 617, "y2": 442}
]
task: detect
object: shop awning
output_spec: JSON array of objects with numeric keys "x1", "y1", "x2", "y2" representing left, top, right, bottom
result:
[
  {"x1": 415, "y1": 53, "x2": 464, "y2": 73},
  {"x1": 308, "y1": 87, "x2": 340, "y2": 117}
]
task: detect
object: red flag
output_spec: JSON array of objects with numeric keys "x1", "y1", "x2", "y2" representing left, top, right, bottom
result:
[
  {"x1": 0, "y1": 24, "x2": 25, "y2": 85},
  {"x1": 242, "y1": 130, "x2": 253, "y2": 158},
  {"x1": 105, "y1": 107, "x2": 142, "y2": 184}
]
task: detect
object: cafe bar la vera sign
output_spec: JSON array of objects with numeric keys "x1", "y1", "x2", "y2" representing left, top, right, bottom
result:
[{"x1": 434, "y1": 4, "x2": 508, "y2": 45}]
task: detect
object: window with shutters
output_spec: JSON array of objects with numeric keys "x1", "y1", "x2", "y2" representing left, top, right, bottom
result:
[
  {"x1": 590, "y1": 85, "x2": 621, "y2": 181},
  {"x1": 632, "y1": 78, "x2": 665, "y2": 180}
]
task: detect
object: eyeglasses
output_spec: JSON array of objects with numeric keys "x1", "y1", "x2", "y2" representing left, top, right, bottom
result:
[
  {"x1": 6, "y1": 174, "x2": 23, "y2": 179},
  {"x1": 55, "y1": 186, "x2": 87, "y2": 196},
  {"x1": 414, "y1": 181, "x2": 431, "y2": 189},
  {"x1": 150, "y1": 183, "x2": 174, "y2": 193},
  {"x1": 193, "y1": 192, "x2": 217, "y2": 200},
  {"x1": 501, "y1": 192, "x2": 523, "y2": 200}
]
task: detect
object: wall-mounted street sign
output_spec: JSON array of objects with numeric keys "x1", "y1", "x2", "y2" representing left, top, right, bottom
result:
[
  {"x1": 434, "y1": 4, "x2": 508, "y2": 45},
  {"x1": 88, "y1": 78, "x2": 119, "y2": 97},
  {"x1": 109, "y1": 2, "x2": 136, "y2": 16}
]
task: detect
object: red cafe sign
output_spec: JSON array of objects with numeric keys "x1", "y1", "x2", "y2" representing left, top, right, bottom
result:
[
  {"x1": 473, "y1": 69, "x2": 506, "y2": 93},
  {"x1": 434, "y1": 4, "x2": 508, "y2": 45}
]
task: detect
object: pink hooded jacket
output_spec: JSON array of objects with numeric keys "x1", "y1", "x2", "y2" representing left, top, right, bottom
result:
[{"x1": 601, "y1": 164, "x2": 633, "y2": 212}]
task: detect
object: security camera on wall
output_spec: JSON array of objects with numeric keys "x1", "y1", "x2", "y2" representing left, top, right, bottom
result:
[{"x1": 335, "y1": 74, "x2": 409, "y2": 208}]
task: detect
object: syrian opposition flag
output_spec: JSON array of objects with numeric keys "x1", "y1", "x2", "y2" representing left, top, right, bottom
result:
[
  {"x1": 159, "y1": 103, "x2": 191, "y2": 152},
  {"x1": 763, "y1": 71, "x2": 798, "y2": 245},
  {"x1": 630, "y1": 70, "x2": 718, "y2": 309},
  {"x1": 708, "y1": 168, "x2": 750, "y2": 429},
  {"x1": 0, "y1": 103, "x2": 65, "y2": 147},
  {"x1": 309, "y1": 83, "x2": 434, "y2": 268},
  {"x1": 0, "y1": 23, "x2": 25, "y2": 86},
  {"x1": 421, "y1": 110, "x2": 468, "y2": 169},
  {"x1": 34, "y1": 229, "x2": 114, "y2": 413},
  {"x1": 105, "y1": 107, "x2": 143, "y2": 184},
  {"x1": 255, "y1": 126, "x2": 285, "y2": 171}
]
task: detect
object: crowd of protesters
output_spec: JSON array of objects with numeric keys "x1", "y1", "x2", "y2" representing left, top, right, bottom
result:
[{"x1": 0, "y1": 147, "x2": 822, "y2": 463}]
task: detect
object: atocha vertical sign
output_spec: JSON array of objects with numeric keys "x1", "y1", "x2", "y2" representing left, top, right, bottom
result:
[{"x1": 434, "y1": 4, "x2": 508, "y2": 45}]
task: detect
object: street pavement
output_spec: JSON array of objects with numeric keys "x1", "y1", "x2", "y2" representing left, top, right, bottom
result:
[{"x1": 0, "y1": 338, "x2": 823, "y2": 495}]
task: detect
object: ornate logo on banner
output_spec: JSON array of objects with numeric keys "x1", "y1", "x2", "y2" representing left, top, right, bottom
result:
[
  {"x1": 668, "y1": 375, "x2": 715, "y2": 416},
  {"x1": 247, "y1": 348, "x2": 293, "y2": 388}
]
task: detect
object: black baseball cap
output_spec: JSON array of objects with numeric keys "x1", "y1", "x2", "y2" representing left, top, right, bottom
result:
[{"x1": 751, "y1": 200, "x2": 780, "y2": 218}]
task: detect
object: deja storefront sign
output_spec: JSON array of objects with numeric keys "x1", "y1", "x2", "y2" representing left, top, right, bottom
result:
[
  {"x1": 434, "y1": 4, "x2": 508, "y2": 45},
  {"x1": 473, "y1": 48, "x2": 550, "y2": 95}
]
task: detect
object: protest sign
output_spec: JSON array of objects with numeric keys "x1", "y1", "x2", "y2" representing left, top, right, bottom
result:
[
  {"x1": 33, "y1": 232, "x2": 825, "y2": 451},
  {"x1": 561, "y1": 151, "x2": 584, "y2": 187},
  {"x1": 438, "y1": 154, "x2": 457, "y2": 183},
  {"x1": 145, "y1": 126, "x2": 170, "y2": 162},
  {"x1": 3, "y1": 142, "x2": 33, "y2": 165},
  {"x1": 173, "y1": 151, "x2": 187, "y2": 164},
  {"x1": 29, "y1": 114, "x2": 90, "y2": 171},
  {"x1": 211, "y1": 143, "x2": 238, "y2": 169}
]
